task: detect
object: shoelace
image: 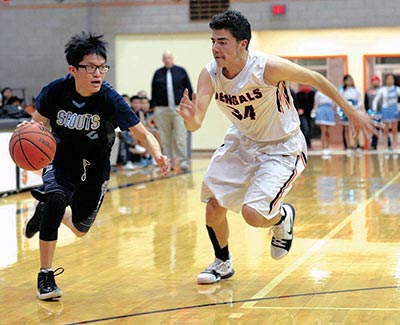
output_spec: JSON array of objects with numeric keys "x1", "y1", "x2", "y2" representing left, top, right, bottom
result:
[
  {"x1": 206, "y1": 260, "x2": 230, "y2": 274},
  {"x1": 272, "y1": 208, "x2": 291, "y2": 237},
  {"x1": 271, "y1": 238, "x2": 288, "y2": 248},
  {"x1": 38, "y1": 267, "x2": 64, "y2": 290},
  {"x1": 205, "y1": 260, "x2": 220, "y2": 272},
  {"x1": 53, "y1": 267, "x2": 65, "y2": 277}
]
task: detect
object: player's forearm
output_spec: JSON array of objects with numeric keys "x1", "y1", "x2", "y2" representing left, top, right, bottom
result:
[
  {"x1": 140, "y1": 132, "x2": 163, "y2": 159},
  {"x1": 130, "y1": 124, "x2": 163, "y2": 159},
  {"x1": 183, "y1": 116, "x2": 201, "y2": 132}
]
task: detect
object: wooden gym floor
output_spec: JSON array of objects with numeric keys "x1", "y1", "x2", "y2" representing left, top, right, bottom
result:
[{"x1": 0, "y1": 150, "x2": 400, "y2": 324}]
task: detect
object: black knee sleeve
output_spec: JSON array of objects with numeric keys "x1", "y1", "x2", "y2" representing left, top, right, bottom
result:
[{"x1": 39, "y1": 193, "x2": 68, "y2": 242}]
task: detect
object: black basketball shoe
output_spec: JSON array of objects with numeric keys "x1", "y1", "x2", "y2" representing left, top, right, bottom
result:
[
  {"x1": 23, "y1": 202, "x2": 45, "y2": 239},
  {"x1": 37, "y1": 268, "x2": 64, "y2": 300}
]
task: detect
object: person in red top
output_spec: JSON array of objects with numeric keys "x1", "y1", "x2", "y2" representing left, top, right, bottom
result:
[{"x1": 365, "y1": 75, "x2": 384, "y2": 150}]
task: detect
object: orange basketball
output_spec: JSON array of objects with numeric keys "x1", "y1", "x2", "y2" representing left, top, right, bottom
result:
[{"x1": 9, "y1": 122, "x2": 56, "y2": 171}]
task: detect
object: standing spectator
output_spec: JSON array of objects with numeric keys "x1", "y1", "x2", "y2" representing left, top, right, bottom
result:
[
  {"x1": 313, "y1": 91, "x2": 336, "y2": 158},
  {"x1": 373, "y1": 73, "x2": 400, "y2": 153},
  {"x1": 22, "y1": 32, "x2": 170, "y2": 300},
  {"x1": 151, "y1": 50, "x2": 193, "y2": 172},
  {"x1": 296, "y1": 85, "x2": 315, "y2": 149},
  {"x1": 337, "y1": 74, "x2": 363, "y2": 154},
  {"x1": 365, "y1": 75, "x2": 383, "y2": 150}
]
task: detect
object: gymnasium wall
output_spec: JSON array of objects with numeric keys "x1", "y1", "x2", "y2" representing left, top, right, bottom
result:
[
  {"x1": 115, "y1": 27, "x2": 400, "y2": 149},
  {"x1": 1, "y1": 0, "x2": 400, "y2": 149}
]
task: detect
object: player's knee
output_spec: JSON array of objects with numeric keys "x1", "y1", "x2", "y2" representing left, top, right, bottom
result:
[
  {"x1": 39, "y1": 193, "x2": 68, "y2": 241},
  {"x1": 73, "y1": 212, "x2": 98, "y2": 234},
  {"x1": 205, "y1": 198, "x2": 225, "y2": 226},
  {"x1": 242, "y1": 204, "x2": 261, "y2": 227},
  {"x1": 242, "y1": 204, "x2": 274, "y2": 227},
  {"x1": 74, "y1": 230, "x2": 87, "y2": 238}
]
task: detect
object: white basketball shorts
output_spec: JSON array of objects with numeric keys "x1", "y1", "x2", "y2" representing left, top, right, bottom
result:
[{"x1": 201, "y1": 125, "x2": 308, "y2": 219}]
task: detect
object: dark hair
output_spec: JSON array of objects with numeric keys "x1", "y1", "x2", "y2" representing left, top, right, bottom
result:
[
  {"x1": 385, "y1": 73, "x2": 396, "y2": 83},
  {"x1": 64, "y1": 31, "x2": 108, "y2": 67},
  {"x1": 1, "y1": 87, "x2": 12, "y2": 96},
  {"x1": 342, "y1": 74, "x2": 354, "y2": 90},
  {"x1": 130, "y1": 95, "x2": 140, "y2": 101},
  {"x1": 209, "y1": 9, "x2": 252, "y2": 49},
  {"x1": 6, "y1": 96, "x2": 23, "y2": 105}
]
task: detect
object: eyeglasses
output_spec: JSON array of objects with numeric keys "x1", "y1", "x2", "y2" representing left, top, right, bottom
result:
[{"x1": 77, "y1": 63, "x2": 110, "y2": 74}]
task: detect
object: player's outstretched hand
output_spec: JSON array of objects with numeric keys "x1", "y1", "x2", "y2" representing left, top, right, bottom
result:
[
  {"x1": 156, "y1": 155, "x2": 171, "y2": 177},
  {"x1": 177, "y1": 88, "x2": 196, "y2": 122},
  {"x1": 348, "y1": 109, "x2": 382, "y2": 138}
]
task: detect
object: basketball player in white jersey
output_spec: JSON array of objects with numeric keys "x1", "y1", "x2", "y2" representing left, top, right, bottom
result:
[{"x1": 178, "y1": 9, "x2": 377, "y2": 284}]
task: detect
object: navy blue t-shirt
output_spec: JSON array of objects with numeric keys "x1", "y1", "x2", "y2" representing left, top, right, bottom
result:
[{"x1": 36, "y1": 74, "x2": 139, "y2": 181}]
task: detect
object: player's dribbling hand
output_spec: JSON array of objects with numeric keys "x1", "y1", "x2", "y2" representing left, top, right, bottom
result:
[
  {"x1": 156, "y1": 155, "x2": 170, "y2": 177},
  {"x1": 16, "y1": 120, "x2": 35, "y2": 128},
  {"x1": 16, "y1": 120, "x2": 45, "y2": 129}
]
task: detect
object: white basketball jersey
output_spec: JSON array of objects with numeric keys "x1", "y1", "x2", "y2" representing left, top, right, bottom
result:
[{"x1": 206, "y1": 51, "x2": 300, "y2": 142}]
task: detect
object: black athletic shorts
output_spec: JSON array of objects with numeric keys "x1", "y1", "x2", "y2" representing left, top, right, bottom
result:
[{"x1": 38, "y1": 162, "x2": 109, "y2": 232}]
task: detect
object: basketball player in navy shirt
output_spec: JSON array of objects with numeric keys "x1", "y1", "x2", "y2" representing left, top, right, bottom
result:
[{"x1": 22, "y1": 32, "x2": 170, "y2": 300}]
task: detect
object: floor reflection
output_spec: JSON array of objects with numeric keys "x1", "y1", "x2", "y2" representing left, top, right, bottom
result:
[{"x1": 0, "y1": 154, "x2": 400, "y2": 324}]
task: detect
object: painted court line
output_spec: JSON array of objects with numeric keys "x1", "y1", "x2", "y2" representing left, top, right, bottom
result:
[
  {"x1": 249, "y1": 306, "x2": 400, "y2": 311},
  {"x1": 66, "y1": 285, "x2": 399, "y2": 324},
  {"x1": 239, "y1": 172, "x2": 400, "y2": 310}
]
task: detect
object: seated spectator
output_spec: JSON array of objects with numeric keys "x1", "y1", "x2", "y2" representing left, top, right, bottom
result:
[
  {"x1": 137, "y1": 89, "x2": 148, "y2": 98},
  {"x1": 115, "y1": 94, "x2": 147, "y2": 170},
  {"x1": 142, "y1": 96, "x2": 160, "y2": 146},
  {"x1": 0, "y1": 87, "x2": 13, "y2": 107},
  {"x1": 121, "y1": 94, "x2": 131, "y2": 106},
  {"x1": 138, "y1": 96, "x2": 158, "y2": 166},
  {"x1": 1, "y1": 96, "x2": 30, "y2": 119},
  {"x1": 131, "y1": 95, "x2": 146, "y2": 124}
]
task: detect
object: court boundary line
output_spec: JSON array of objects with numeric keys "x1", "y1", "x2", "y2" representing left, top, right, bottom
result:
[
  {"x1": 249, "y1": 306, "x2": 400, "y2": 311},
  {"x1": 15, "y1": 171, "x2": 192, "y2": 215},
  {"x1": 65, "y1": 285, "x2": 399, "y2": 324},
  {"x1": 106, "y1": 170, "x2": 192, "y2": 192}
]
